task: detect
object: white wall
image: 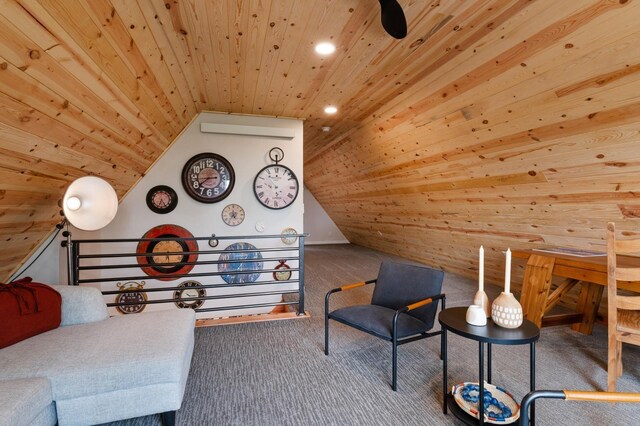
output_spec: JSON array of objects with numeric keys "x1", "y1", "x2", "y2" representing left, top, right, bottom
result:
[
  {"x1": 303, "y1": 187, "x2": 348, "y2": 245},
  {"x1": 25, "y1": 112, "x2": 304, "y2": 319}
]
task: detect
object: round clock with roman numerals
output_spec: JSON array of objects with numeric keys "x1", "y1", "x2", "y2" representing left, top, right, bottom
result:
[{"x1": 253, "y1": 148, "x2": 299, "y2": 210}]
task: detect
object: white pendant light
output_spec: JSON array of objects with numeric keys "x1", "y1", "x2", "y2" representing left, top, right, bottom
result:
[{"x1": 63, "y1": 176, "x2": 118, "y2": 231}]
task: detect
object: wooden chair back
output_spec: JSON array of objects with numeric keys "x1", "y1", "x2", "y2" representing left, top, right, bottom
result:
[{"x1": 606, "y1": 222, "x2": 640, "y2": 391}]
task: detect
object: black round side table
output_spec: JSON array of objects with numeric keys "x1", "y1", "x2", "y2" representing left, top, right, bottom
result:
[{"x1": 439, "y1": 306, "x2": 540, "y2": 425}]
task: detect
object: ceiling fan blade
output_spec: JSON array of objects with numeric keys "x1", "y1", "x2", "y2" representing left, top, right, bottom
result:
[{"x1": 378, "y1": 0, "x2": 407, "y2": 39}]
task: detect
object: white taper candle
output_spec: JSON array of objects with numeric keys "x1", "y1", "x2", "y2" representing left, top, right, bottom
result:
[
  {"x1": 505, "y1": 248, "x2": 512, "y2": 294},
  {"x1": 479, "y1": 246, "x2": 484, "y2": 291}
]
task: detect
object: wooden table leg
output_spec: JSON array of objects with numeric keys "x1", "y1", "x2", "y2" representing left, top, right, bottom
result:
[
  {"x1": 571, "y1": 281, "x2": 604, "y2": 334},
  {"x1": 520, "y1": 255, "x2": 556, "y2": 328}
]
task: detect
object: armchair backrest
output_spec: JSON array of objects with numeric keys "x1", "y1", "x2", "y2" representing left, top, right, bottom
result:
[{"x1": 371, "y1": 261, "x2": 444, "y2": 327}]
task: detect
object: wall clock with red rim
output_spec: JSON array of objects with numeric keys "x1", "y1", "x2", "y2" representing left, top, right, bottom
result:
[
  {"x1": 146, "y1": 185, "x2": 178, "y2": 214},
  {"x1": 115, "y1": 281, "x2": 147, "y2": 314},
  {"x1": 181, "y1": 153, "x2": 235, "y2": 203},
  {"x1": 173, "y1": 280, "x2": 206, "y2": 310},
  {"x1": 273, "y1": 260, "x2": 292, "y2": 281},
  {"x1": 136, "y1": 224, "x2": 198, "y2": 281},
  {"x1": 253, "y1": 147, "x2": 299, "y2": 210}
]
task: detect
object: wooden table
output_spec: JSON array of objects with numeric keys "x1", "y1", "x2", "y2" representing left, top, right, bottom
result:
[{"x1": 513, "y1": 250, "x2": 640, "y2": 334}]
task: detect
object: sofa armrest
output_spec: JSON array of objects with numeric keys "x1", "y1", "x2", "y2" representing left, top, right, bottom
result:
[{"x1": 50, "y1": 285, "x2": 109, "y2": 326}]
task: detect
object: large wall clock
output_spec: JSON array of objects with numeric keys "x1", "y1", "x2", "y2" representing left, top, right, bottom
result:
[
  {"x1": 181, "y1": 153, "x2": 235, "y2": 203},
  {"x1": 253, "y1": 148, "x2": 299, "y2": 209},
  {"x1": 218, "y1": 242, "x2": 263, "y2": 284},
  {"x1": 136, "y1": 224, "x2": 198, "y2": 281}
]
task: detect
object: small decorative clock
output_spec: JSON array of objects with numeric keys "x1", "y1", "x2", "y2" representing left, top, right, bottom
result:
[
  {"x1": 173, "y1": 280, "x2": 206, "y2": 310},
  {"x1": 222, "y1": 203, "x2": 245, "y2": 226},
  {"x1": 281, "y1": 227, "x2": 298, "y2": 245},
  {"x1": 273, "y1": 260, "x2": 292, "y2": 281},
  {"x1": 115, "y1": 281, "x2": 147, "y2": 314},
  {"x1": 253, "y1": 147, "x2": 299, "y2": 210},
  {"x1": 181, "y1": 153, "x2": 235, "y2": 203},
  {"x1": 146, "y1": 185, "x2": 178, "y2": 214},
  {"x1": 208, "y1": 234, "x2": 219, "y2": 248}
]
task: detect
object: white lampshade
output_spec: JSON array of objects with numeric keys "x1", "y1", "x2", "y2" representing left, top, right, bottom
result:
[{"x1": 63, "y1": 176, "x2": 118, "y2": 231}]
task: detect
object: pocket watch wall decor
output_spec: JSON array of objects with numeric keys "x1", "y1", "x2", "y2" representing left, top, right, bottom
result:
[
  {"x1": 136, "y1": 224, "x2": 199, "y2": 280},
  {"x1": 222, "y1": 203, "x2": 245, "y2": 226},
  {"x1": 281, "y1": 227, "x2": 298, "y2": 245},
  {"x1": 181, "y1": 153, "x2": 235, "y2": 203},
  {"x1": 115, "y1": 281, "x2": 147, "y2": 314},
  {"x1": 273, "y1": 260, "x2": 292, "y2": 281},
  {"x1": 218, "y1": 242, "x2": 263, "y2": 284},
  {"x1": 146, "y1": 185, "x2": 178, "y2": 214},
  {"x1": 208, "y1": 234, "x2": 219, "y2": 248},
  {"x1": 253, "y1": 147, "x2": 299, "y2": 210},
  {"x1": 174, "y1": 280, "x2": 206, "y2": 310}
]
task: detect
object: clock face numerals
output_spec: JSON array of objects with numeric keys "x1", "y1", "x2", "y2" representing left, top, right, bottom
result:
[
  {"x1": 222, "y1": 204, "x2": 245, "y2": 226},
  {"x1": 146, "y1": 185, "x2": 178, "y2": 214},
  {"x1": 273, "y1": 260, "x2": 292, "y2": 281},
  {"x1": 253, "y1": 165, "x2": 299, "y2": 210},
  {"x1": 281, "y1": 227, "x2": 298, "y2": 245},
  {"x1": 182, "y1": 153, "x2": 235, "y2": 203},
  {"x1": 174, "y1": 280, "x2": 206, "y2": 310},
  {"x1": 115, "y1": 281, "x2": 147, "y2": 314},
  {"x1": 149, "y1": 239, "x2": 186, "y2": 272}
]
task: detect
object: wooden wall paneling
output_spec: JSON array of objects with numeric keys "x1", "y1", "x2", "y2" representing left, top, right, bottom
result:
[
  {"x1": 0, "y1": 94, "x2": 148, "y2": 175},
  {"x1": 85, "y1": 0, "x2": 193, "y2": 122},
  {"x1": 177, "y1": 0, "x2": 225, "y2": 110},
  {"x1": 138, "y1": 0, "x2": 206, "y2": 111},
  {"x1": 7, "y1": 0, "x2": 169, "y2": 152},
  {"x1": 32, "y1": 0, "x2": 180, "y2": 139}
]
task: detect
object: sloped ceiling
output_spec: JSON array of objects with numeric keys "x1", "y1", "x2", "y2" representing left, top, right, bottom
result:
[{"x1": 1, "y1": 0, "x2": 640, "y2": 287}]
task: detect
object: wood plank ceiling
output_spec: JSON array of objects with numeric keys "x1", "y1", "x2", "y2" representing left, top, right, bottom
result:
[{"x1": 1, "y1": 0, "x2": 639, "y2": 306}]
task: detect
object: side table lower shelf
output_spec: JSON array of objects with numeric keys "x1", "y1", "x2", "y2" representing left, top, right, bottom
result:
[{"x1": 447, "y1": 393, "x2": 523, "y2": 426}]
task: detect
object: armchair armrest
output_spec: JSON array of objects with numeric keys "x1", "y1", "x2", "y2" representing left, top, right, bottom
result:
[
  {"x1": 51, "y1": 285, "x2": 109, "y2": 326},
  {"x1": 325, "y1": 279, "x2": 377, "y2": 315},
  {"x1": 392, "y1": 294, "x2": 446, "y2": 338}
]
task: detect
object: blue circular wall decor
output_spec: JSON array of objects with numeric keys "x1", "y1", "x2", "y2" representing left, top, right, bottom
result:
[{"x1": 218, "y1": 242, "x2": 263, "y2": 284}]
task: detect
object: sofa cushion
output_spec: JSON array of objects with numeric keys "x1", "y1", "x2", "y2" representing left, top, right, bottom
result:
[
  {"x1": 50, "y1": 285, "x2": 109, "y2": 327},
  {"x1": 0, "y1": 377, "x2": 55, "y2": 426},
  {"x1": 0, "y1": 309, "x2": 195, "y2": 401}
]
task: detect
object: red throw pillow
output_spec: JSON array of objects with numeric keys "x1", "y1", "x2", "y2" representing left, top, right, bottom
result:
[{"x1": 0, "y1": 277, "x2": 62, "y2": 349}]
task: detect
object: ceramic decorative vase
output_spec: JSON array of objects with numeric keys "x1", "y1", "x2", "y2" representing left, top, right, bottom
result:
[
  {"x1": 472, "y1": 290, "x2": 490, "y2": 318},
  {"x1": 491, "y1": 292, "x2": 523, "y2": 329},
  {"x1": 466, "y1": 305, "x2": 487, "y2": 326}
]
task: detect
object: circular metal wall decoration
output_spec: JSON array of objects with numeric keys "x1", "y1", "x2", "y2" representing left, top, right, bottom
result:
[
  {"x1": 181, "y1": 153, "x2": 235, "y2": 203},
  {"x1": 253, "y1": 148, "x2": 299, "y2": 210},
  {"x1": 273, "y1": 260, "x2": 292, "y2": 281},
  {"x1": 146, "y1": 185, "x2": 178, "y2": 214},
  {"x1": 218, "y1": 242, "x2": 263, "y2": 284},
  {"x1": 208, "y1": 234, "x2": 219, "y2": 248},
  {"x1": 136, "y1": 224, "x2": 198, "y2": 281},
  {"x1": 280, "y1": 227, "x2": 298, "y2": 245},
  {"x1": 221, "y1": 203, "x2": 245, "y2": 226},
  {"x1": 173, "y1": 280, "x2": 206, "y2": 309},
  {"x1": 115, "y1": 281, "x2": 147, "y2": 314}
]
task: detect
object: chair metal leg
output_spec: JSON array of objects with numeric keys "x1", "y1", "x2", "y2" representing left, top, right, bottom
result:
[
  {"x1": 325, "y1": 313, "x2": 329, "y2": 355},
  {"x1": 161, "y1": 411, "x2": 176, "y2": 426},
  {"x1": 392, "y1": 336, "x2": 398, "y2": 391}
]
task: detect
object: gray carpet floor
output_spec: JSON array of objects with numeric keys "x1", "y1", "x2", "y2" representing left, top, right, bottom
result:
[{"x1": 105, "y1": 244, "x2": 640, "y2": 425}]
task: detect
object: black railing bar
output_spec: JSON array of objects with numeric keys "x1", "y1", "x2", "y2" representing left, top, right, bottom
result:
[
  {"x1": 106, "y1": 290, "x2": 299, "y2": 306},
  {"x1": 195, "y1": 301, "x2": 298, "y2": 313},
  {"x1": 101, "y1": 279, "x2": 300, "y2": 295},
  {"x1": 79, "y1": 257, "x2": 301, "y2": 270},
  {"x1": 78, "y1": 247, "x2": 298, "y2": 259},
  {"x1": 75, "y1": 234, "x2": 308, "y2": 244},
  {"x1": 79, "y1": 269, "x2": 299, "y2": 283}
]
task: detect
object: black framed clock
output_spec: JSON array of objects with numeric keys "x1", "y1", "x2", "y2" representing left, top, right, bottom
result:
[
  {"x1": 253, "y1": 148, "x2": 299, "y2": 210},
  {"x1": 174, "y1": 280, "x2": 206, "y2": 310},
  {"x1": 146, "y1": 185, "x2": 178, "y2": 214},
  {"x1": 181, "y1": 153, "x2": 235, "y2": 203},
  {"x1": 115, "y1": 281, "x2": 147, "y2": 314}
]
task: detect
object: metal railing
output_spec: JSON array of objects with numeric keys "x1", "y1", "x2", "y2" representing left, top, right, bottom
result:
[{"x1": 70, "y1": 233, "x2": 306, "y2": 317}]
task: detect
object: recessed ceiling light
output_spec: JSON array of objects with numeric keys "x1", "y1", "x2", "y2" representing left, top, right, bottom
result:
[
  {"x1": 322, "y1": 126, "x2": 331, "y2": 132},
  {"x1": 315, "y1": 42, "x2": 336, "y2": 55},
  {"x1": 324, "y1": 106, "x2": 338, "y2": 114}
]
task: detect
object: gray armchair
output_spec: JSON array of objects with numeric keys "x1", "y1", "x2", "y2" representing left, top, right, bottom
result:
[{"x1": 324, "y1": 261, "x2": 445, "y2": 391}]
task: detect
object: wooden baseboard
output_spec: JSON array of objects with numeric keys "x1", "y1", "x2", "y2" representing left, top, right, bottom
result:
[{"x1": 196, "y1": 311, "x2": 310, "y2": 327}]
